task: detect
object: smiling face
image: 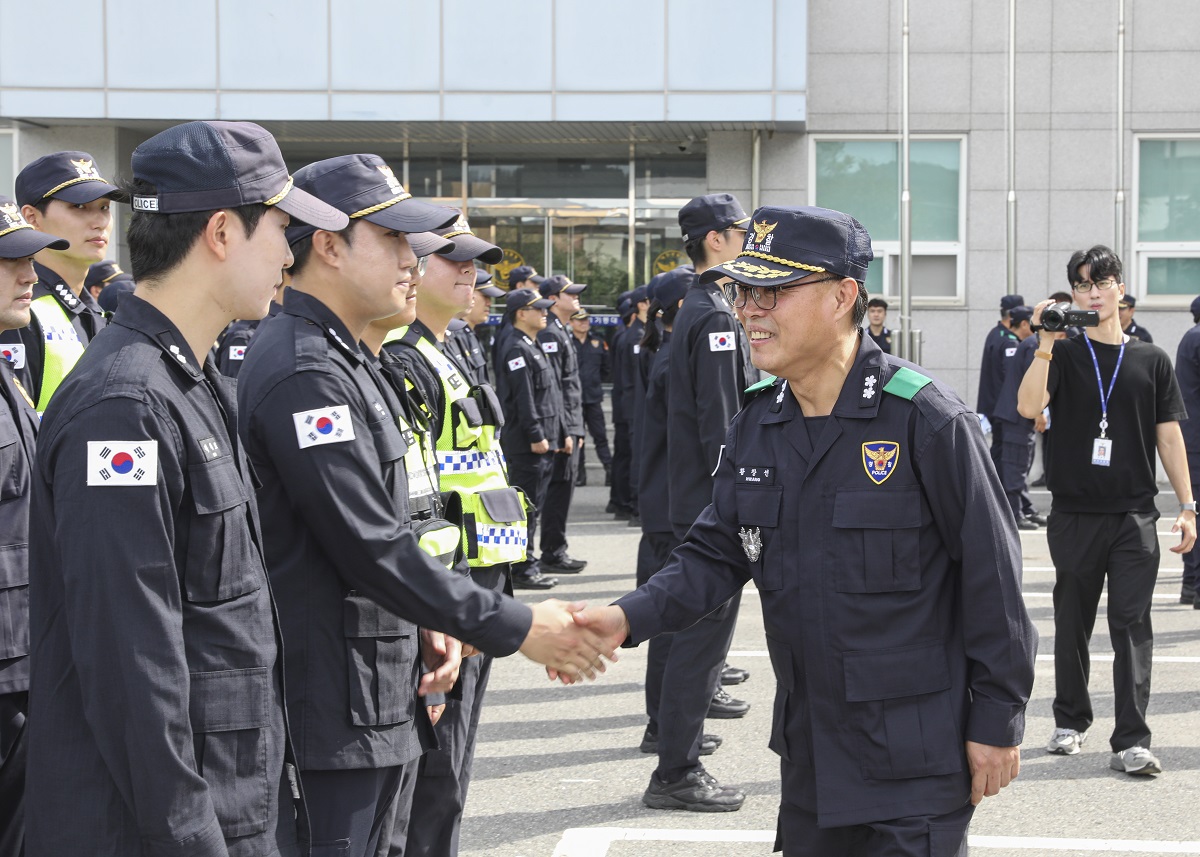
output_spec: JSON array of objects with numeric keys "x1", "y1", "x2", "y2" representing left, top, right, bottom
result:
[
  {"x1": 0, "y1": 256, "x2": 39, "y2": 331},
  {"x1": 420, "y1": 254, "x2": 477, "y2": 318},
  {"x1": 735, "y1": 273, "x2": 857, "y2": 380}
]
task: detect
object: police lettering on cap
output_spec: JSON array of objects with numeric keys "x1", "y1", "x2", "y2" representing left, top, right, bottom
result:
[
  {"x1": 999, "y1": 294, "x2": 1026, "y2": 311},
  {"x1": 678, "y1": 193, "x2": 750, "y2": 244},
  {"x1": 284, "y1": 153, "x2": 455, "y2": 245},
  {"x1": 539, "y1": 274, "x2": 587, "y2": 297},
  {"x1": 85, "y1": 260, "x2": 133, "y2": 292},
  {"x1": 407, "y1": 232, "x2": 456, "y2": 257},
  {"x1": 653, "y1": 266, "x2": 694, "y2": 309},
  {"x1": 1008, "y1": 305, "x2": 1034, "y2": 325},
  {"x1": 15, "y1": 151, "x2": 124, "y2": 207},
  {"x1": 131, "y1": 121, "x2": 348, "y2": 231},
  {"x1": 508, "y1": 265, "x2": 545, "y2": 288},
  {"x1": 432, "y1": 213, "x2": 503, "y2": 264},
  {"x1": 699, "y1": 205, "x2": 874, "y2": 287},
  {"x1": 506, "y1": 288, "x2": 553, "y2": 313},
  {"x1": 0, "y1": 195, "x2": 69, "y2": 259}
]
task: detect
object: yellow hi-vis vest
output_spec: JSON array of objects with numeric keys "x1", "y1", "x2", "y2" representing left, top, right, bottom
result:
[
  {"x1": 29, "y1": 294, "x2": 85, "y2": 414},
  {"x1": 393, "y1": 328, "x2": 528, "y2": 568},
  {"x1": 395, "y1": 374, "x2": 462, "y2": 570}
]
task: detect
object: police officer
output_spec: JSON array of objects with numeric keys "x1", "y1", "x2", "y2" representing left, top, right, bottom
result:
[
  {"x1": 26, "y1": 120, "x2": 349, "y2": 856},
  {"x1": 237, "y1": 157, "x2": 607, "y2": 857},
  {"x1": 0, "y1": 151, "x2": 122, "y2": 410},
  {"x1": 616, "y1": 285, "x2": 650, "y2": 522},
  {"x1": 864, "y1": 297, "x2": 892, "y2": 353},
  {"x1": 606, "y1": 291, "x2": 639, "y2": 518},
  {"x1": 977, "y1": 294, "x2": 1023, "y2": 468},
  {"x1": 537, "y1": 274, "x2": 588, "y2": 572},
  {"x1": 0, "y1": 196, "x2": 65, "y2": 857},
  {"x1": 1177, "y1": 295, "x2": 1200, "y2": 607},
  {"x1": 83, "y1": 258, "x2": 131, "y2": 303},
  {"x1": 991, "y1": 306, "x2": 1046, "y2": 529},
  {"x1": 570, "y1": 309, "x2": 612, "y2": 486},
  {"x1": 499, "y1": 288, "x2": 566, "y2": 589},
  {"x1": 576, "y1": 205, "x2": 1037, "y2": 854},
  {"x1": 491, "y1": 265, "x2": 545, "y2": 382},
  {"x1": 1119, "y1": 294, "x2": 1153, "y2": 342},
  {"x1": 444, "y1": 269, "x2": 502, "y2": 387}
]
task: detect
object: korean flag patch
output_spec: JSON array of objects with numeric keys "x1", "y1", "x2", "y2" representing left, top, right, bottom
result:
[
  {"x1": 293, "y1": 405, "x2": 356, "y2": 449},
  {"x1": 862, "y1": 441, "x2": 900, "y2": 485},
  {"x1": 709, "y1": 331, "x2": 736, "y2": 352},
  {"x1": 228, "y1": 344, "x2": 247, "y2": 361},
  {"x1": 541, "y1": 341, "x2": 558, "y2": 353},
  {"x1": 87, "y1": 441, "x2": 159, "y2": 486},
  {"x1": 0, "y1": 344, "x2": 25, "y2": 369},
  {"x1": 507, "y1": 356, "x2": 526, "y2": 371}
]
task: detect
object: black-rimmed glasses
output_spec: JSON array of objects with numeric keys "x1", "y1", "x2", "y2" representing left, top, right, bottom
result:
[
  {"x1": 1071, "y1": 278, "x2": 1116, "y2": 294},
  {"x1": 722, "y1": 275, "x2": 839, "y2": 310}
]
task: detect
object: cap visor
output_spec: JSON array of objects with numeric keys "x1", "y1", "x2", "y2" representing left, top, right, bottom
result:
[
  {"x1": 531, "y1": 298, "x2": 554, "y2": 309},
  {"x1": 477, "y1": 284, "x2": 506, "y2": 298},
  {"x1": 274, "y1": 186, "x2": 350, "y2": 231},
  {"x1": 54, "y1": 181, "x2": 127, "y2": 205},
  {"x1": 564, "y1": 283, "x2": 588, "y2": 295},
  {"x1": 365, "y1": 199, "x2": 458, "y2": 234},
  {"x1": 0, "y1": 230, "x2": 69, "y2": 258},
  {"x1": 698, "y1": 256, "x2": 813, "y2": 286},
  {"x1": 443, "y1": 234, "x2": 503, "y2": 265},
  {"x1": 409, "y1": 232, "x2": 456, "y2": 256}
]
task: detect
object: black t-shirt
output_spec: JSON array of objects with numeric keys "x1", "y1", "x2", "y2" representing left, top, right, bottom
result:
[{"x1": 1046, "y1": 335, "x2": 1187, "y2": 513}]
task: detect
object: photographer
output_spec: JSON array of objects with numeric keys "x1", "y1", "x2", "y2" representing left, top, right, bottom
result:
[{"x1": 1018, "y1": 245, "x2": 1195, "y2": 777}]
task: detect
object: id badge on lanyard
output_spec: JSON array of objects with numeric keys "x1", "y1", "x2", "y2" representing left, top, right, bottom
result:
[{"x1": 1084, "y1": 337, "x2": 1125, "y2": 467}]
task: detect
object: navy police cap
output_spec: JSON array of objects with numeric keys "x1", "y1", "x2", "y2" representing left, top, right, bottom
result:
[
  {"x1": 1190, "y1": 296, "x2": 1200, "y2": 317},
  {"x1": 132, "y1": 121, "x2": 347, "y2": 231},
  {"x1": 432, "y1": 213, "x2": 503, "y2": 265},
  {"x1": 1009, "y1": 305, "x2": 1034, "y2": 324},
  {"x1": 999, "y1": 294, "x2": 1026, "y2": 311},
  {"x1": 506, "y1": 287, "x2": 552, "y2": 312},
  {"x1": 0, "y1": 195, "x2": 69, "y2": 258},
  {"x1": 407, "y1": 231, "x2": 456, "y2": 257},
  {"x1": 700, "y1": 205, "x2": 874, "y2": 287},
  {"x1": 97, "y1": 278, "x2": 136, "y2": 313},
  {"x1": 16, "y1": 151, "x2": 124, "y2": 207},
  {"x1": 508, "y1": 265, "x2": 545, "y2": 287},
  {"x1": 652, "y1": 267, "x2": 693, "y2": 309},
  {"x1": 540, "y1": 275, "x2": 587, "y2": 297},
  {"x1": 678, "y1": 193, "x2": 749, "y2": 244},
  {"x1": 476, "y1": 267, "x2": 506, "y2": 297},
  {"x1": 85, "y1": 259, "x2": 133, "y2": 292}
]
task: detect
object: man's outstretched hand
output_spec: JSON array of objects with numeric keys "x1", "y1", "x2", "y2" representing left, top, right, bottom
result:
[
  {"x1": 539, "y1": 605, "x2": 631, "y2": 685},
  {"x1": 518, "y1": 599, "x2": 620, "y2": 682}
]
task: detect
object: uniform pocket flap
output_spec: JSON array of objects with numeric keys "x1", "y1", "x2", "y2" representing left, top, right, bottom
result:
[
  {"x1": 452, "y1": 396, "x2": 484, "y2": 429},
  {"x1": 367, "y1": 416, "x2": 407, "y2": 464},
  {"x1": 189, "y1": 667, "x2": 271, "y2": 732},
  {"x1": 843, "y1": 642, "x2": 951, "y2": 702},
  {"x1": 832, "y1": 487, "x2": 921, "y2": 529},
  {"x1": 0, "y1": 416, "x2": 18, "y2": 449},
  {"x1": 735, "y1": 486, "x2": 782, "y2": 527},
  {"x1": 0, "y1": 544, "x2": 28, "y2": 588},
  {"x1": 765, "y1": 633, "x2": 795, "y2": 692},
  {"x1": 479, "y1": 487, "x2": 527, "y2": 524},
  {"x1": 343, "y1": 594, "x2": 411, "y2": 639},
  {"x1": 189, "y1": 457, "x2": 251, "y2": 515}
]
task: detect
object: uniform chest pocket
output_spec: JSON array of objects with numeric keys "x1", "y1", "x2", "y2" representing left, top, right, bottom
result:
[
  {"x1": 0, "y1": 418, "x2": 27, "y2": 502},
  {"x1": 531, "y1": 359, "x2": 553, "y2": 391},
  {"x1": 830, "y1": 487, "x2": 922, "y2": 593},
  {"x1": 735, "y1": 486, "x2": 783, "y2": 591},
  {"x1": 367, "y1": 414, "x2": 408, "y2": 465},
  {"x1": 343, "y1": 594, "x2": 417, "y2": 728},
  {"x1": 183, "y1": 457, "x2": 262, "y2": 603}
]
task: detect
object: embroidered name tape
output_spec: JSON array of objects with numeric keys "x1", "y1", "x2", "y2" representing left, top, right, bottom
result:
[
  {"x1": 293, "y1": 405, "x2": 355, "y2": 449},
  {"x1": 709, "y1": 331, "x2": 736, "y2": 352},
  {"x1": 87, "y1": 441, "x2": 159, "y2": 486},
  {"x1": 737, "y1": 465, "x2": 776, "y2": 486},
  {"x1": 1, "y1": 344, "x2": 26, "y2": 369}
]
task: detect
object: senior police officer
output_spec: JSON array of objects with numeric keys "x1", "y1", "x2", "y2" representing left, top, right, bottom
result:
[
  {"x1": 0, "y1": 197, "x2": 65, "y2": 857},
  {"x1": 576, "y1": 205, "x2": 1037, "y2": 856},
  {"x1": 0, "y1": 151, "x2": 123, "y2": 410},
  {"x1": 26, "y1": 120, "x2": 350, "y2": 856},
  {"x1": 237, "y1": 157, "x2": 610, "y2": 857}
]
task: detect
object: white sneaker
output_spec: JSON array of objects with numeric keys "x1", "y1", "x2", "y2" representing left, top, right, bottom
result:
[
  {"x1": 1046, "y1": 727, "x2": 1087, "y2": 755},
  {"x1": 1110, "y1": 745, "x2": 1162, "y2": 775}
]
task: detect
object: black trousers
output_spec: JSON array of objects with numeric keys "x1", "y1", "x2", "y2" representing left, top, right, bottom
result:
[
  {"x1": 608, "y1": 420, "x2": 633, "y2": 511},
  {"x1": 1184, "y1": 481, "x2": 1200, "y2": 591},
  {"x1": 988, "y1": 416, "x2": 1004, "y2": 474},
  {"x1": 0, "y1": 692, "x2": 26, "y2": 857},
  {"x1": 1047, "y1": 509, "x2": 1160, "y2": 752},
  {"x1": 382, "y1": 566, "x2": 507, "y2": 857},
  {"x1": 578, "y1": 401, "x2": 612, "y2": 469},
  {"x1": 776, "y1": 801, "x2": 972, "y2": 857},
  {"x1": 305, "y1": 765, "x2": 405, "y2": 857},
  {"x1": 503, "y1": 447, "x2": 553, "y2": 573},
  {"x1": 647, "y1": 530, "x2": 742, "y2": 782},
  {"x1": 540, "y1": 443, "x2": 580, "y2": 560},
  {"x1": 997, "y1": 425, "x2": 1036, "y2": 519}
]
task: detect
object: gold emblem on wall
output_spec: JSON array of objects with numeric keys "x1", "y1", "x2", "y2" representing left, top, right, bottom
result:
[
  {"x1": 653, "y1": 249, "x2": 682, "y2": 274},
  {"x1": 491, "y1": 249, "x2": 525, "y2": 289}
]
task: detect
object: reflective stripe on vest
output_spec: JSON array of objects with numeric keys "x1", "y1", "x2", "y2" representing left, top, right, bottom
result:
[
  {"x1": 401, "y1": 331, "x2": 528, "y2": 567},
  {"x1": 29, "y1": 294, "x2": 85, "y2": 413}
]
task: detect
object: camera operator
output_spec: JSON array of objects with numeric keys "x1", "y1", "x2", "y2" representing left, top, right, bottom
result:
[{"x1": 1018, "y1": 245, "x2": 1195, "y2": 777}]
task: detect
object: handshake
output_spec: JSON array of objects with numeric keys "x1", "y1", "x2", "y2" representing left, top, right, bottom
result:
[{"x1": 518, "y1": 600, "x2": 631, "y2": 683}]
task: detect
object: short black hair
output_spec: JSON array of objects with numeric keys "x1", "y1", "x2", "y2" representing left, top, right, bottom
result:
[
  {"x1": 288, "y1": 219, "x2": 359, "y2": 277},
  {"x1": 124, "y1": 178, "x2": 269, "y2": 283},
  {"x1": 1049, "y1": 291, "x2": 1073, "y2": 304},
  {"x1": 684, "y1": 238, "x2": 706, "y2": 267},
  {"x1": 867, "y1": 297, "x2": 888, "y2": 309},
  {"x1": 851, "y1": 282, "x2": 869, "y2": 327},
  {"x1": 1069, "y1": 245, "x2": 1122, "y2": 285}
]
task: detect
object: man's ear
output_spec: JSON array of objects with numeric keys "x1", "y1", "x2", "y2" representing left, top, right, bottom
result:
[
  {"x1": 20, "y1": 204, "x2": 43, "y2": 230},
  {"x1": 309, "y1": 229, "x2": 343, "y2": 268},
  {"x1": 202, "y1": 210, "x2": 233, "y2": 261}
]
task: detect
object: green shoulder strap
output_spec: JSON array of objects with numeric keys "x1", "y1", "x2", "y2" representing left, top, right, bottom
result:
[
  {"x1": 744, "y1": 374, "x2": 778, "y2": 395},
  {"x1": 882, "y1": 366, "x2": 932, "y2": 401}
]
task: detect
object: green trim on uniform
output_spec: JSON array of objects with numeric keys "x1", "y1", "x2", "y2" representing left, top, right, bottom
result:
[
  {"x1": 883, "y1": 366, "x2": 933, "y2": 401},
  {"x1": 745, "y1": 374, "x2": 778, "y2": 394}
]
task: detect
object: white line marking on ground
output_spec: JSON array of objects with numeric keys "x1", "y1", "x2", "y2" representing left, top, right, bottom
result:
[
  {"x1": 726, "y1": 650, "x2": 1200, "y2": 663},
  {"x1": 552, "y1": 828, "x2": 1200, "y2": 856}
]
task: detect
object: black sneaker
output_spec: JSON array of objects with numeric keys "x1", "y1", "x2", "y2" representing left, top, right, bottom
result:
[
  {"x1": 1027, "y1": 512, "x2": 1049, "y2": 526},
  {"x1": 1181, "y1": 584, "x2": 1195, "y2": 605},
  {"x1": 707, "y1": 688, "x2": 750, "y2": 719},
  {"x1": 1031, "y1": 475, "x2": 1046, "y2": 487},
  {"x1": 627, "y1": 514, "x2": 642, "y2": 527},
  {"x1": 642, "y1": 768, "x2": 745, "y2": 812},
  {"x1": 1016, "y1": 517, "x2": 1040, "y2": 531},
  {"x1": 575, "y1": 471, "x2": 587, "y2": 487},
  {"x1": 511, "y1": 570, "x2": 558, "y2": 590},
  {"x1": 640, "y1": 729, "x2": 722, "y2": 756},
  {"x1": 721, "y1": 663, "x2": 750, "y2": 685},
  {"x1": 540, "y1": 554, "x2": 587, "y2": 573}
]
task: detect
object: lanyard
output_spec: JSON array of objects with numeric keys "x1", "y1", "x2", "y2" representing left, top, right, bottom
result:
[{"x1": 1083, "y1": 336, "x2": 1125, "y2": 438}]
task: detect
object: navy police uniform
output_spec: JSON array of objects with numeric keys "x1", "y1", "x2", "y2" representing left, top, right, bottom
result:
[
  {"x1": 572, "y1": 319, "x2": 612, "y2": 477},
  {"x1": 1176, "y1": 299, "x2": 1200, "y2": 603},
  {"x1": 217, "y1": 302, "x2": 282, "y2": 378},
  {"x1": 993, "y1": 327, "x2": 1038, "y2": 522},
  {"x1": 445, "y1": 318, "x2": 491, "y2": 386},
  {"x1": 976, "y1": 296, "x2": 1023, "y2": 469},
  {"x1": 866, "y1": 326, "x2": 892, "y2": 353},
  {"x1": 607, "y1": 309, "x2": 642, "y2": 515}
]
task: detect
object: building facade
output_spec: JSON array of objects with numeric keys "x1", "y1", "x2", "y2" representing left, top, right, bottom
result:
[{"x1": 2, "y1": 0, "x2": 1197, "y2": 400}]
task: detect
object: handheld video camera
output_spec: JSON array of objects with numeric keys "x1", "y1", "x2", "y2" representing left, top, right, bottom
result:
[{"x1": 1040, "y1": 302, "x2": 1099, "y2": 333}]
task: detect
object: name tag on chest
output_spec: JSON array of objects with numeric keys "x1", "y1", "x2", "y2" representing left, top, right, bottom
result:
[{"x1": 736, "y1": 465, "x2": 776, "y2": 485}]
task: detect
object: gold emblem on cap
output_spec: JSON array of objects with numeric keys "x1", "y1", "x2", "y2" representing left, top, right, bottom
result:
[
  {"x1": 727, "y1": 260, "x2": 793, "y2": 279},
  {"x1": 377, "y1": 164, "x2": 405, "y2": 196},
  {"x1": 0, "y1": 202, "x2": 34, "y2": 238},
  {"x1": 752, "y1": 220, "x2": 777, "y2": 243},
  {"x1": 71, "y1": 158, "x2": 101, "y2": 180},
  {"x1": 443, "y1": 215, "x2": 473, "y2": 240}
]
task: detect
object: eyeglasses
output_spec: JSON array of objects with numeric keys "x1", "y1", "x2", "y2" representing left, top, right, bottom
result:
[
  {"x1": 722, "y1": 275, "x2": 839, "y2": 310},
  {"x1": 416, "y1": 256, "x2": 429, "y2": 276},
  {"x1": 1072, "y1": 278, "x2": 1117, "y2": 294}
]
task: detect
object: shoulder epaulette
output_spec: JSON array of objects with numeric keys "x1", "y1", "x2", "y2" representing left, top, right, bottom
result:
[
  {"x1": 744, "y1": 374, "x2": 778, "y2": 395},
  {"x1": 883, "y1": 366, "x2": 933, "y2": 401}
]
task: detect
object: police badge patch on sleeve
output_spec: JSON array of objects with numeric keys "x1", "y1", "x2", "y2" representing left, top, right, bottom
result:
[
  {"x1": 293, "y1": 405, "x2": 356, "y2": 449},
  {"x1": 739, "y1": 527, "x2": 762, "y2": 562}
]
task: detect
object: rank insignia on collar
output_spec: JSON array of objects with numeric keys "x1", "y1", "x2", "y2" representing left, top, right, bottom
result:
[
  {"x1": 739, "y1": 526, "x2": 762, "y2": 562},
  {"x1": 862, "y1": 441, "x2": 900, "y2": 485},
  {"x1": 862, "y1": 369, "x2": 880, "y2": 401}
]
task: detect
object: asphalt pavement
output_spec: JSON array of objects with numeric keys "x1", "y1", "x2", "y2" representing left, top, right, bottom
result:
[{"x1": 458, "y1": 475, "x2": 1200, "y2": 857}]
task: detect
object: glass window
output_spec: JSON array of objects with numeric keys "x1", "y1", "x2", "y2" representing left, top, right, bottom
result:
[
  {"x1": 1146, "y1": 257, "x2": 1200, "y2": 296},
  {"x1": 0, "y1": 131, "x2": 13, "y2": 198},
  {"x1": 1135, "y1": 137, "x2": 1200, "y2": 299},
  {"x1": 635, "y1": 157, "x2": 706, "y2": 201},
  {"x1": 409, "y1": 157, "x2": 463, "y2": 200},
  {"x1": 466, "y1": 159, "x2": 629, "y2": 199}
]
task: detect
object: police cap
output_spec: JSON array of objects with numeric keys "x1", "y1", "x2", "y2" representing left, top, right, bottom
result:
[
  {"x1": 85, "y1": 260, "x2": 133, "y2": 292},
  {"x1": 679, "y1": 193, "x2": 750, "y2": 244},
  {"x1": 1000, "y1": 294, "x2": 1026, "y2": 311},
  {"x1": 16, "y1": 151, "x2": 124, "y2": 207},
  {"x1": 506, "y1": 288, "x2": 553, "y2": 313},
  {"x1": 432, "y1": 213, "x2": 503, "y2": 264},
  {"x1": 540, "y1": 275, "x2": 587, "y2": 297},
  {"x1": 508, "y1": 265, "x2": 545, "y2": 288},
  {"x1": 0, "y1": 194, "x2": 69, "y2": 258}
]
